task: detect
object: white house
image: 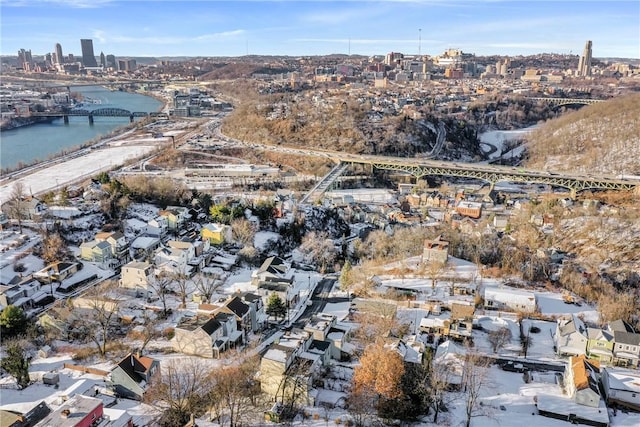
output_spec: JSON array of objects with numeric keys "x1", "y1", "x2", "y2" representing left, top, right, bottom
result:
[
  {"x1": 555, "y1": 315, "x2": 588, "y2": 357},
  {"x1": 601, "y1": 366, "x2": 640, "y2": 411},
  {"x1": 483, "y1": 286, "x2": 537, "y2": 313}
]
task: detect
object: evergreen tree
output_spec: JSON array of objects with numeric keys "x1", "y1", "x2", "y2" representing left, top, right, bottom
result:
[
  {"x1": 1, "y1": 341, "x2": 30, "y2": 389},
  {"x1": 266, "y1": 293, "x2": 287, "y2": 321},
  {"x1": 0, "y1": 305, "x2": 27, "y2": 338}
]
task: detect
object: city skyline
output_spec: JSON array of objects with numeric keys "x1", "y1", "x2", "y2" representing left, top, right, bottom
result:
[{"x1": 1, "y1": 1, "x2": 639, "y2": 59}]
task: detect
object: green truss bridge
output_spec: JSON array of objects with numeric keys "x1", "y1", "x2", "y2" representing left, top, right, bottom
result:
[{"x1": 322, "y1": 152, "x2": 638, "y2": 199}]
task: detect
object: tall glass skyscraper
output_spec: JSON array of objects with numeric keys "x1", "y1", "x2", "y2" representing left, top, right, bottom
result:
[{"x1": 80, "y1": 39, "x2": 98, "y2": 67}]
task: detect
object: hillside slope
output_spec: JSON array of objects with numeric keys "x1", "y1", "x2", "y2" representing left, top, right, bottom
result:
[{"x1": 525, "y1": 93, "x2": 640, "y2": 175}]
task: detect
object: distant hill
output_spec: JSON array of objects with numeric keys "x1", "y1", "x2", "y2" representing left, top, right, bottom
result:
[{"x1": 525, "y1": 93, "x2": 640, "y2": 176}]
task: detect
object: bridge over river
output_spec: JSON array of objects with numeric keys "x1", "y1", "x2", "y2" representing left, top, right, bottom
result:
[{"x1": 31, "y1": 108, "x2": 167, "y2": 124}]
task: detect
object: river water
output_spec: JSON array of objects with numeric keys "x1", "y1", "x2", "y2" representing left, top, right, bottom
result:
[{"x1": 0, "y1": 86, "x2": 163, "y2": 171}]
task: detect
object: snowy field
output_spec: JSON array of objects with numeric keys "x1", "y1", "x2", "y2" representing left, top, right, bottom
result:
[{"x1": 0, "y1": 144, "x2": 159, "y2": 202}]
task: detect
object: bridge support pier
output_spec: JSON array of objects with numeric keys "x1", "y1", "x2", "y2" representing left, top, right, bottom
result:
[
  {"x1": 570, "y1": 188, "x2": 577, "y2": 200},
  {"x1": 88, "y1": 115, "x2": 94, "y2": 125},
  {"x1": 63, "y1": 115, "x2": 69, "y2": 125},
  {"x1": 488, "y1": 181, "x2": 496, "y2": 194}
]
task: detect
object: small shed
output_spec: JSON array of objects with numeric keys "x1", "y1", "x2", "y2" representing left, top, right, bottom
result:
[
  {"x1": 43, "y1": 372, "x2": 60, "y2": 385},
  {"x1": 38, "y1": 345, "x2": 52, "y2": 358}
]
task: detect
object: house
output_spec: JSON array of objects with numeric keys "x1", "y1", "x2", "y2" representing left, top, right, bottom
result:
[
  {"x1": 222, "y1": 296, "x2": 252, "y2": 336},
  {"x1": 259, "y1": 330, "x2": 316, "y2": 405},
  {"x1": 432, "y1": 340, "x2": 467, "y2": 388},
  {"x1": 601, "y1": 367, "x2": 640, "y2": 411},
  {"x1": 154, "y1": 246, "x2": 189, "y2": 276},
  {"x1": 164, "y1": 240, "x2": 205, "y2": 273},
  {"x1": 0, "y1": 211, "x2": 8, "y2": 231},
  {"x1": 422, "y1": 236, "x2": 449, "y2": 264},
  {"x1": 79, "y1": 240, "x2": 112, "y2": 263},
  {"x1": 130, "y1": 236, "x2": 161, "y2": 261},
  {"x1": 173, "y1": 316, "x2": 224, "y2": 358},
  {"x1": 252, "y1": 256, "x2": 297, "y2": 306},
  {"x1": 455, "y1": 200, "x2": 482, "y2": 219},
  {"x1": 586, "y1": 328, "x2": 615, "y2": 364},
  {"x1": 33, "y1": 262, "x2": 80, "y2": 283},
  {"x1": 159, "y1": 206, "x2": 190, "y2": 232},
  {"x1": 242, "y1": 292, "x2": 267, "y2": 332},
  {"x1": 34, "y1": 394, "x2": 104, "y2": 427},
  {"x1": 0, "y1": 280, "x2": 42, "y2": 310},
  {"x1": 144, "y1": 216, "x2": 168, "y2": 238},
  {"x1": 201, "y1": 223, "x2": 232, "y2": 245},
  {"x1": 0, "y1": 401, "x2": 50, "y2": 427},
  {"x1": 483, "y1": 286, "x2": 537, "y2": 313},
  {"x1": 608, "y1": 320, "x2": 640, "y2": 368},
  {"x1": 213, "y1": 311, "x2": 244, "y2": 351},
  {"x1": 3, "y1": 196, "x2": 47, "y2": 220},
  {"x1": 95, "y1": 231, "x2": 128, "y2": 260},
  {"x1": 304, "y1": 313, "x2": 337, "y2": 342},
  {"x1": 565, "y1": 355, "x2": 603, "y2": 408},
  {"x1": 537, "y1": 355, "x2": 610, "y2": 427},
  {"x1": 252, "y1": 256, "x2": 292, "y2": 286},
  {"x1": 119, "y1": 261, "x2": 154, "y2": 296},
  {"x1": 554, "y1": 315, "x2": 588, "y2": 357},
  {"x1": 110, "y1": 352, "x2": 160, "y2": 400}
]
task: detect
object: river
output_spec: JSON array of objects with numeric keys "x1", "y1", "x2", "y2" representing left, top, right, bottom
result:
[{"x1": 0, "y1": 86, "x2": 163, "y2": 171}]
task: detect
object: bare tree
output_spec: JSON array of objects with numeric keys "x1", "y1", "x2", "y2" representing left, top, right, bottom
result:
[
  {"x1": 172, "y1": 273, "x2": 190, "y2": 309},
  {"x1": 72, "y1": 280, "x2": 123, "y2": 358},
  {"x1": 487, "y1": 327, "x2": 512, "y2": 353},
  {"x1": 6, "y1": 182, "x2": 27, "y2": 233},
  {"x1": 146, "y1": 358, "x2": 213, "y2": 425},
  {"x1": 462, "y1": 352, "x2": 492, "y2": 427},
  {"x1": 231, "y1": 217, "x2": 255, "y2": 247},
  {"x1": 428, "y1": 358, "x2": 457, "y2": 424},
  {"x1": 195, "y1": 274, "x2": 222, "y2": 304},
  {"x1": 298, "y1": 231, "x2": 338, "y2": 272},
  {"x1": 40, "y1": 231, "x2": 69, "y2": 265},
  {"x1": 148, "y1": 274, "x2": 173, "y2": 318},
  {"x1": 208, "y1": 355, "x2": 261, "y2": 427},
  {"x1": 426, "y1": 259, "x2": 447, "y2": 290}
]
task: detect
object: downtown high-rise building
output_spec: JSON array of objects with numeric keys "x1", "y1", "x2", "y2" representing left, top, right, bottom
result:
[
  {"x1": 577, "y1": 40, "x2": 592, "y2": 77},
  {"x1": 80, "y1": 38, "x2": 98, "y2": 67},
  {"x1": 54, "y1": 43, "x2": 64, "y2": 65}
]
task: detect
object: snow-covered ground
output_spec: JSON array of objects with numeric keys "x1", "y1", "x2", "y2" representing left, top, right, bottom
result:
[{"x1": 479, "y1": 126, "x2": 536, "y2": 163}]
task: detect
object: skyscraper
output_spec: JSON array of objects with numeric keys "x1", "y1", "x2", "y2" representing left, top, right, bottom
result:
[
  {"x1": 100, "y1": 52, "x2": 106, "y2": 68},
  {"x1": 55, "y1": 43, "x2": 64, "y2": 65},
  {"x1": 80, "y1": 39, "x2": 98, "y2": 67},
  {"x1": 577, "y1": 40, "x2": 592, "y2": 77}
]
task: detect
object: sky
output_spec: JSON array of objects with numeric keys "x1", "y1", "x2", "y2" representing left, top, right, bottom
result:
[{"x1": 1, "y1": 0, "x2": 639, "y2": 59}]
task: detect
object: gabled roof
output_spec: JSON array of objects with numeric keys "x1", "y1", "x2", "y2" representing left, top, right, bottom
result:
[
  {"x1": 586, "y1": 328, "x2": 613, "y2": 342},
  {"x1": 225, "y1": 296, "x2": 250, "y2": 317},
  {"x1": 558, "y1": 315, "x2": 587, "y2": 337},
  {"x1": 614, "y1": 331, "x2": 640, "y2": 346},
  {"x1": 242, "y1": 292, "x2": 262, "y2": 303},
  {"x1": 258, "y1": 256, "x2": 288, "y2": 275},
  {"x1": 201, "y1": 317, "x2": 222, "y2": 335},
  {"x1": 609, "y1": 319, "x2": 636, "y2": 334},
  {"x1": 115, "y1": 353, "x2": 157, "y2": 384}
]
